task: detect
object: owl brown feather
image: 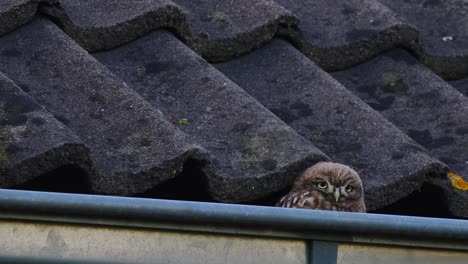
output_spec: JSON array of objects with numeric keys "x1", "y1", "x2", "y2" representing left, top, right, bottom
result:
[{"x1": 276, "y1": 162, "x2": 366, "y2": 212}]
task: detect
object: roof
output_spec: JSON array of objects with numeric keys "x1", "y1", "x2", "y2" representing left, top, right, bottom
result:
[{"x1": 0, "y1": 0, "x2": 467, "y2": 217}]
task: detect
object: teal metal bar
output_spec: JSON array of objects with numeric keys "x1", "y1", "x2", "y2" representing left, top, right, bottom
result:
[
  {"x1": 0, "y1": 188, "x2": 467, "y2": 249},
  {"x1": 310, "y1": 241, "x2": 338, "y2": 264}
]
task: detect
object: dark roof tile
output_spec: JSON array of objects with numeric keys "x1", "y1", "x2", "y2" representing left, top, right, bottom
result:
[
  {"x1": 379, "y1": 0, "x2": 468, "y2": 78},
  {"x1": 215, "y1": 39, "x2": 446, "y2": 210},
  {"x1": 0, "y1": 17, "x2": 205, "y2": 196},
  {"x1": 276, "y1": 0, "x2": 468, "y2": 79},
  {"x1": 0, "y1": 72, "x2": 95, "y2": 187},
  {"x1": 172, "y1": 0, "x2": 297, "y2": 61},
  {"x1": 40, "y1": 0, "x2": 191, "y2": 52},
  {"x1": 0, "y1": 0, "x2": 49, "y2": 36},
  {"x1": 275, "y1": 0, "x2": 418, "y2": 71},
  {"x1": 41, "y1": 0, "x2": 297, "y2": 61},
  {"x1": 451, "y1": 78, "x2": 468, "y2": 97},
  {"x1": 332, "y1": 49, "x2": 468, "y2": 216},
  {"x1": 94, "y1": 30, "x2": 327, "y2": 202}
]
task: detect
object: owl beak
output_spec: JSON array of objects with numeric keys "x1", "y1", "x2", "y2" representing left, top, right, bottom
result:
[{"x1": 333, "y1": 189, "x2": 340, "y2": 203}]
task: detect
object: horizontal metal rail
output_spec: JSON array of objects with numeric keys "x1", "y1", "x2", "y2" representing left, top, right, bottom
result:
[{"x1": 0, "y1": 189, "x2": 467, "y2": 250}]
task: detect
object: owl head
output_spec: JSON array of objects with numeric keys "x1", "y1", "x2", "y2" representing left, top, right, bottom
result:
[{"x1": 292, "y1": 162, "x2": 365, "y2": 209}]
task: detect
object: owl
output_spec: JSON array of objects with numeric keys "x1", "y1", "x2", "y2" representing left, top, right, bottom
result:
[{"x1": 276, "y1": 162, "x2": 366, "y2": 212}]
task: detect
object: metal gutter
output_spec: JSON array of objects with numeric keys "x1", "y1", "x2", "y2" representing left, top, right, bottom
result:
[{"x1": 0, "y1": 188, "x2": 467, "y2": 250}]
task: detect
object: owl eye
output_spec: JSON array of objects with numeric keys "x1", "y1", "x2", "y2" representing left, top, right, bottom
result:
[
  {"x1": 345, "y1": 185, "x2": 354, "y2": 193},
  {"x1": 316, "y1": 181, "x2": 328, "y2": 189}
]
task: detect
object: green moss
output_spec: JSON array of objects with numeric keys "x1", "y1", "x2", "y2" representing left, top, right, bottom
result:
[
  {"x1": 379, "y1": 72, "x2": 409, "y2": 96},
  {"x1": 310, "y1": 134, "x2": 320, "y2": 141},
  {"x1": 380, "y1": 72, "x2": 400, "y2": 84},
  {"x1": 172, "y1": 118, "x2": 188, "y2": 125},
  {"x1": 391, "y1": 80, "x2": 409, "y2": 96},
  {"x1": 0, "y1": 129, "x2": 11, "y2": 163},
  {"x1": 213, "y1": 12, "x2": 228, "y2": 24},
  {"x1": 247, "y1": 153, "x2": 257, "y2": 158},
  {"x1": 0, "y1": 144, "x2": 8, "y2": 162}
]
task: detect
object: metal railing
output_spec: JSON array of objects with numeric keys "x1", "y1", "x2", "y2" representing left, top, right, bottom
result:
[{"x1": 0, "y1": 189, "x2": 467, "y2": 263}]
